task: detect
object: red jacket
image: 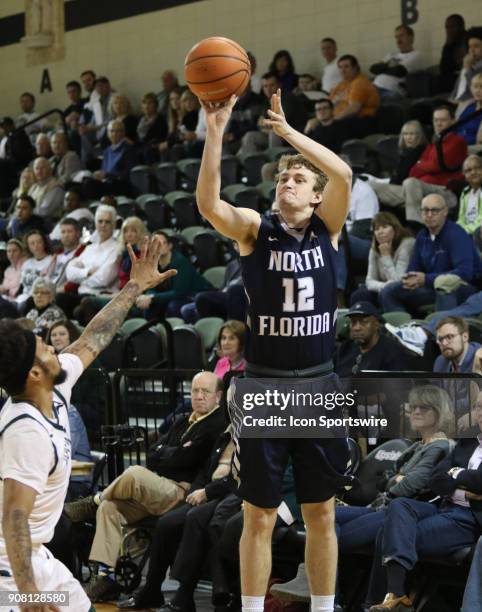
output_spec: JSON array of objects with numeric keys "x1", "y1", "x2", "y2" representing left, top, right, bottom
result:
[{"x1": 409, "y1": 133, "x2": 467, "y2": 185}]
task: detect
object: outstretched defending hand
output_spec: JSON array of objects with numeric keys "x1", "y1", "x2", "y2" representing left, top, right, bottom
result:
[
  {"x1": 201, "y1": 95, "x2": 238, "y2": 132},
  {"x1": 266, "y1": 88, "x2": 293, "y2": 139},
  {"x1": 127, "y1": 236, "x2": 177, "y2": 292}
]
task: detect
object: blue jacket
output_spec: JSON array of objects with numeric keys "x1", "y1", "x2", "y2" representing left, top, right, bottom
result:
[
  {"x1": 101, "y1": 139, "x2": 137, "y2": 181},
  {"x1": 434, "y1": 341, "x2": 481, "y2": 373},
  {"x1": 409, "y1": 219, "x2": 482, "y2": 287}
]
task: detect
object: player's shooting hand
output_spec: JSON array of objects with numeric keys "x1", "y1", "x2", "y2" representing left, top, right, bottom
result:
[
  {"x1": 266, "y1": 89, "x2": 293, "y2": 139},
  {"x1": 201, "y1": 95, "x2": 237, "y2": 132}
]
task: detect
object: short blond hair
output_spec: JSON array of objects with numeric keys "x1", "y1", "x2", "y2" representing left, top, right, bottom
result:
[{"x1": 276, "y1": 154, "x2": 328, "y2": 193}]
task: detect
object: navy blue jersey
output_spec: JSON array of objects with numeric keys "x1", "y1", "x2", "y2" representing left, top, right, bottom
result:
[{"x1": 240, "y1": 213, "x2": 338, "y2": 370}]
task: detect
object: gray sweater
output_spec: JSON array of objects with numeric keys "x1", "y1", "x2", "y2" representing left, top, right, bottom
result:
[
  {"x1": 387, "y1": 438, "x2": 453, "y2": 498},
  {"x1": 366, "y1": 237, "x2": 415, "y2": 293}
]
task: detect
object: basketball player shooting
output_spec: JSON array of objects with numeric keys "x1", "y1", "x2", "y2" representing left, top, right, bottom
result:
[
  {"x1": 0, "y1": 237, "x2": 175, "y2": 612},
  {"x1": 197, "y1": 90, "x2": 352, "y2": 612}
]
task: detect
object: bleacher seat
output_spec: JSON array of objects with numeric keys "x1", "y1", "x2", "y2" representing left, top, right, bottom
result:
[
  {"x1": 135, "y1": 193, "x2": 157, "y2": 207},
  {"x1": 375, "y1": 104, "x2": 406, "y2": 135},
  {"x1": 193, "y1": 231, "x2": 226, "y2": 271},
  {"x1": 256, "y1": 181, "x2": 276, "y2": 204},
  {"x1": 239, "y1": 152, "x2": 269, "y2": 186},
  {"x1": 221, "y1": 184, "x2": 260, "y2": 211},
  {"x1": 116, "y1": 200, "x2": 137, "y2": 219},
  {"x1": 98, "y1": 332, "x2": 125, "y2": 371},
  {"x1": 194, "y1": 317, "x2": 224, "y2": 351},
  {"x1": 375, "y1": 135, "x2": 400, "y2": 175},
  {"x1": 165, "y1": 191, "x2": 200, "y2": 229},
  {"x1": 124, "y1": 320, "x2": 167, "y2": 368},
  {"x1": 407, "y1": 98, "x2": 434, "y2": 126},
  {"x1": 220, "y1": 154, "x2": 239, "y2": 187},
  {"x1": 406, "y1": 70, "x2": 434, "y2": 99},
  {"x1": 129, "y1": 165, "x2": 152, "y2": 196},
  {"x1": 266, "y1": 146, "x2": 297, "y2": 161},
  {"x1": 140, "y1": 196, "x2": 170, "y2": 231},
  {"x1": 341, "y1": 139, "x2": 371, "y2": 172},
  {"x1": 181, "y1": 225, "x2": 205, "y2": 245},
  {"x1": 172, "y1": 325, "x2": 207, "y2": 369},
  {"x1": 382, "y1": 311, "x2": 412, "y2": 326},
  {"x1": 202, "y1": 265, "x2": 226, "y2": 289},
  {"x1": 176, "y1": 158, "x2": 201, "y2": 191},
  {"x1": 155, "y1": 162, "x2": 177, "y2": 194}
]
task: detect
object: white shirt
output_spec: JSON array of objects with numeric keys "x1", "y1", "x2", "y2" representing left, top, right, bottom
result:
[
  {"x1": 346, "y1": 178, "x2": 379, "y2": 231},
  {"x1": 49, "y1": 247, "x2": 81, "y2": 287},
  {"x1": 65, "y1": 236, "x2": 119, "y2": 295},
  {"x1": 0, "y1": 354, "x2": 84, "y2": 548},
  {"x1": 451, "y1": 434, "x2": 482, "y2": 508},
  {"x1": 322, "y1": 58, "x2": 342, "y2": 93},
  {"x1": 0, "y1": 136, "x2": 7, "y2": 159},
  {"x1": 49, "y1": 208, "x2": 94, "y2": 241},
  {"x1": 373, "y1": 50, "x2": 424, "y2": 94},
  {"x1": 195, "y1": 108, "x2": 207, "y2": 141},
  {"x1": 15, "y1": 112, "x2": 42, "y2": 135},
  {"x1": 464, "y1": 189, "x2": 481, "y2": 226}
]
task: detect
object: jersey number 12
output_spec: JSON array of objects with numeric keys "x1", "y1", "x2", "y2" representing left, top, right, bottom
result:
[{"x1": 282, "y1": 277, "x2": 314, "y2": 312}]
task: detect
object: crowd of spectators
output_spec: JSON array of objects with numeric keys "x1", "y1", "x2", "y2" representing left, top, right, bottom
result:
[{"x1": 1, "y1": 11, "x2": 482, "y2": 612}]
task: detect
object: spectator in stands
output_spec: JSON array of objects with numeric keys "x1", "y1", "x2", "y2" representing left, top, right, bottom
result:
[
  {"x1": 296, "y1": 73, "x2": 318, "y2": 95},
  {"x1": 0, "y1": 116, "x2": 14, "y2": 159},
  {"x1": 12, "y1": 166, "x2": 35, "y2": 202},
  {"x1": 176, "y1": 90, "x2": 205, "y2": 159},
  {"x1": 117, "y1": 426, "x2": 235, "y2": 611},
  {"x1": 109, "y1": 94, "x2": 138, "y2": 143},
  {"x1": 451, "y1": 26, "x2": 482, "y2": 102},
  {"x1": 337, "y1": 172, "x2": 379, "y2": 291},
  {"x1": 35, "y1": 133, "x2": 52, "y2": 159},
  {"x1": 0, "y1": 239, "x2": 26, "y2": 318},
  {"x1": 271, "y1": 384, "x2": 454, "y2": 606},
  {"x1": 351, "y1": 212, "x2": 415, "y2": 307},
  {"x1": 49, "y1": 218, "x2": 85, "y2": 290},
  {"x1": 28, "y1": 156, "x2": 65, "y2": 220},
  {"x1": 64, "y1": 80, "x2": 85, "y2": 117},
  {"x1": 380, "y1": 194, "x2": 482, "y2": 314},
  {"x1": 49, "y1": 131, "x2": 83, "y2": 186},
  {"x1": 455, "y1": 72, "x2": 482, "y2": 144},
  {"x1": 46, "y1": 319, "x2": 80, "y2": 354},
  {"x1": 15, "y1": 92, "x2": 41, "y2": 135},
  {"x1": 237, "y1": 72, "x2": 307, "y2": 155},
  {"x1": 49, "y1": 189, "x2": 94, "y2": 241},
  {"x1": 79, "y1": 76, "x2": 114, "y2": 162},
  {"x1": 438, "y1": 14, "x2": 467, "y2": 93},
  {"x1": 304, "y1": 99, "x2": 347, "y2": 153},
  {"x1": 335, "y1": 301, "x2": 408, "y2": 376},
  {"x1": 432, "y1": 316, "x2": 482, "y2": 374},
  {"x1": 133, "y1": 230, "x2": 212, "y2": 318},
  {"x1": 370, "y1": 120, "x2": 427, "y2": 197},
  {"x1": 247, "y1": 51, "x2": 261, "y2": 93},
  {"x1": 370, "y1": 105, "x2": 467, "y2": 224},
  {"x1": 136, "y1": 92, "x2": 168, "y2": 164},
  {"x1": 370, "y1": 25, "x2": 424, "y2": 99},
  {"x1": 80, "y1": 69, "x2": 98, "y2": 103},
  {"x1": 330, "y1": 55, "x2": 380, "y2": 136},
  {"x1": 16, "y1": 229, "x2": 53, "y2": 308},
  {"x1": 214, "y1": 320, "x2": 247, "y2": 379},
  {"x1": 91, "y1": 120, "x2": 138, "y2": 195},
  {"x1": 76, "y1": 216, "x2": 147, "y2": 322},
  {"x1": 320, "y1": 37, "x2": 342, "y2": 93},
  {"x1": 25, "y1": 277, "x2": 65, "y2": 335},
  {"x1": 60, "y1": 205, "x2": 118, "y2": 316},
  {"x1": 269, "y1": 49, "x2": 298, "y2": 92},
  {"x1": 157, "y1": 70, "x2": 180, "y2": 118},
  {"x1": 223, "y1": 81, "x2": 264, "y2": 154},
  {"x1": 4, "y1": 195, "x2": 46, "y2": 240},
  {"x1": 367, "y1": 397, "x2": 482, "y2": 612},
  {"x1": 64, "y1": 370, "x2": 225, "y2": 603},
  {"x1": 182, "y1": 254, "x2": 245, "y2": 323},
  {"x1": 457, "y1": 154, "x2": 482, "y2": 236}
]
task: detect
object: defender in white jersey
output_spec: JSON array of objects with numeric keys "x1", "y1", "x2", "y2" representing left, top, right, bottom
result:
[{"x1": 0, "y1": 237, "x2": 175, "y2": 612}]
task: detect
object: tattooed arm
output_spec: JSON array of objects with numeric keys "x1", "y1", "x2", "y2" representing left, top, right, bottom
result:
[
  {"x1": 2, "y1": 479, "x2": 59, "y2": 612},
  {"x1": 65, "y1": 236, "x2": 176, "y2": 369}
]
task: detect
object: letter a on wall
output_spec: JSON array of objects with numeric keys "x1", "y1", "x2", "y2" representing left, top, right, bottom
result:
[{"x1": 40, "y1": 68, "x2": 52, "y2": 92}]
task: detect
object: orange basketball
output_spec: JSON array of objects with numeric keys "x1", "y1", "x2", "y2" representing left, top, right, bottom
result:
[{"x1": 184, "y1": 36, "x2": 251, "y2": 102}]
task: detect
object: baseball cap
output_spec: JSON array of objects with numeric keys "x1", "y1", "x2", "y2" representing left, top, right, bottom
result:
[{"x1": 346, "y1": 301, "x2": 381, "y2": 319}]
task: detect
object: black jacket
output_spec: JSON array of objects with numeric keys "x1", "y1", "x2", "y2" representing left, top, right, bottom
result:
[
  {"x1": 189, "y1": 428, "x2": 234, "y2": 500},
  {"x1": 146, "y1": 406, "x2": 226, "y2": 483},
  {"x1": 429, "y1": 435, "x2": 482, "y2": 528}
]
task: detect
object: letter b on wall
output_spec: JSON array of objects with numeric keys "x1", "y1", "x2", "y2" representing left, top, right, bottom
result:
[{"x1": 401, "y1": 0, "x2": 418, "y2": 25}]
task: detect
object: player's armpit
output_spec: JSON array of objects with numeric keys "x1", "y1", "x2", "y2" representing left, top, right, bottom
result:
[
  {"x1": 200, "y1": 199, "x2": 261, "y2": 249},
  {"x1": 2, "y1": 479, "x2": 37, "y2": 592}
]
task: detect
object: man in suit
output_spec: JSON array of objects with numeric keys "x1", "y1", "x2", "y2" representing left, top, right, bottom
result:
[{"x1": 367, "y1": 390, "x2": 482, "y2": 611}]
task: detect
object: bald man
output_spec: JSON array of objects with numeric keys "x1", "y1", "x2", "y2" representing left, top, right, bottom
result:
[
  {"x1": 380, "y1": 193, "x2": 482, "y2": 314},
  {"x1": 64, "y1": 370, "x2": 226, "y2": 602}
]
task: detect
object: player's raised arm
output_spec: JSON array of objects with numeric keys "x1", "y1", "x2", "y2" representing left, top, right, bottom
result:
[
  {"x1": 266, "y1": 89, "x2": 352, "y2": 235},
  {"x1": 196, "y1": 97, "x2": 260, "y2": 249},
  {"x1": 64, "y1": 236, "x2": 176, "y2": 369}
]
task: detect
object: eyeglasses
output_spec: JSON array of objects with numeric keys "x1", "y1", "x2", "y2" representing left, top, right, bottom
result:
[
  {"x1": 408, "y1": 404, "x2": 434, "y2": 413},
  {"x1": 436, "y1": 332, "x2": 461, "y2": 345},
  {"x1": 421, "y1": 207, "x2": 445, "y2": 215}
]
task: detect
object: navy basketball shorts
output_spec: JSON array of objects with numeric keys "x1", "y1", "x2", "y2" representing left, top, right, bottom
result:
[{"x1": 228, "y1": 373, "x2": 354, "y2": 508}]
